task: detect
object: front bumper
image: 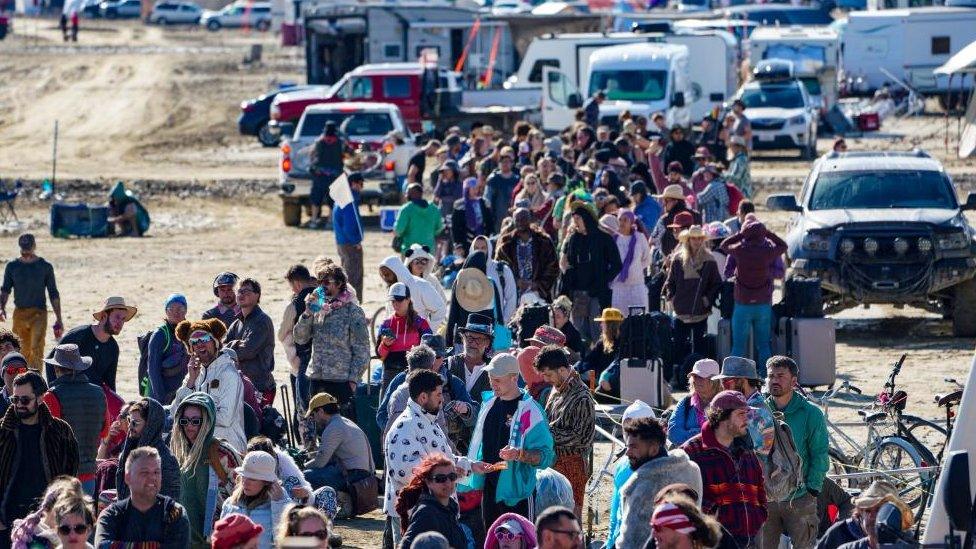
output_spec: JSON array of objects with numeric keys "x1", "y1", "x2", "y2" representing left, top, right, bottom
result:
[
  {"x1": 791, "y1": 257, "x2": 976, "y2": 304},
  {"x1": 751, "y1": 129, "x2": 806, "y2": 150}
]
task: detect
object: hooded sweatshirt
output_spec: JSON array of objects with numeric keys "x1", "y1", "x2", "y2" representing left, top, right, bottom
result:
[
  {"x1": 470, "y1": 236, "x2": 517, "y2": 324},
  {"x1": 380, "y1": 255, "x2": 447, "y2": 330},
  {"x1": 173, "y1": 349, "x2": 246, "y2": 453},
  {"x1": 559, "y1": 206, "x2": 622, "y2": 304},
  {"x1": 173, "y1": 393, "x2": 241, "y2": 548},
  {"x1": 394, "y1": 198, "x2": 443, "y2": 254},
  {"x1": 720, "y1": 221, "x2": 788, "y2": 305},
  {"x1": 116, "y1": 398, "x2": 181, "y2": 501},
  {"x1": 403, "y1": 244, "x2": 448, "y2": 303}
]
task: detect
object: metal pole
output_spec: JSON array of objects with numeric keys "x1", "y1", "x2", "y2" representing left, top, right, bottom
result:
[{"x1": 52, "y1": 120, "x2": 58, "y2": 189}]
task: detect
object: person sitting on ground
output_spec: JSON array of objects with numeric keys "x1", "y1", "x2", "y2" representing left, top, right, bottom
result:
[
  {"x1": 302, "y1": 392, "x2": 373, "y2": 493},
  {"x1": 9, "y1": 475, "x2": 84, "y2": 549},
  {"x1": 395, "y1": 453, "x2": 471, "y2": 549},
  {"x1": 219, "y1": 451, "x2": 292, "y2": 548},
  {"x1": 246, "y1": 436, "x2": 312, "y2": 504},
  {"x1": 211, "y1": 513, "x2": 263, "y2": 549},
  {"x1": 145, "y1": 294, "x2": 189, "y2": 405},
  {"x1": 647, "y1": 495, "x2": 722, "y2": 549},
  {"x1": 485, "y1": 513, "x2": 538, "y2": 549},
  {"x1": 667, "y1": 359, "x2": 721, "y2": 445},
  {"x1": 276, "y1": 504, "x2": 332, "y2": 549},
  {"x1": 575, "y1": 307, "x2": 623, "y2": 400},
  {"x1": 95, "y1": 447, "x2": 190, "y2": 548},
  {"x1": 107, "y1": 181, "x2": 149, "y2": 237}
]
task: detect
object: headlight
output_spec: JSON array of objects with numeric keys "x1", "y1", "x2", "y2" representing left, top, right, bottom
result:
[
  {"x1": 918, "y1": 238, "x2": 933, "y2": 253},
  {"x1": 802, "y1": 233, "x2": 830, "y2": 252},
  {"x1": 788, "y1": 115, "x2": 807, "y2": 125},
  {"x1": 893, "y1": 238, "x2": 909, "y2": 255},
  {"x1": 937, "y1": 232, "x2": 969, "y2": 250},
  {"x1": 840, "y1": 238, "x2": 855, "y2": 255},
  {"x1": 863, "y1": 238, "x2": 879, "y2": 255}
]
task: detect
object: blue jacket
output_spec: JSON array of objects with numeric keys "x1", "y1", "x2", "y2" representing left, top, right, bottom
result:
[
  {"x1": 333, "y1": 190, "x2": 363, "y2": 245},
  {"x1": 606, "y1": 460, "x2": 634, "y2": 549},
  {"x1": 375, "y1": 365, "x2": 472, "y2": 430},
  {"x1": 667, "y1": 395, "x2": 703, "y2": 446},
  {"x1": 634, "y1": 197, "x2": 662, "y2": 231}
]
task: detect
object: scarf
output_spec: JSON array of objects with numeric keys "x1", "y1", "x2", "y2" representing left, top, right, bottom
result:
[
  {"x1": 464, "y1": 197, "x2": 483, "y2": 234},
  {"x1": 314, "y1": 288, "x2": 354, "y2": 320},
  {"x1": 615, "y1": 232, "x2": 638, "y2": 283}
]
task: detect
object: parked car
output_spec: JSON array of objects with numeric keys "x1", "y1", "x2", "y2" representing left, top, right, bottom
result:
[
  {"x1": 734, "y1": 60, "x2": 819, "y2": 158},
  {"x1": 767, "y1": 150, "x2": 976, "y2": 336},
  {"x1": 277, "y1": 102, "x2": 413, "y2": 226},
  {"x1": 200, "y1": 2, "x2": 271, "y2": 31},
  {"x1": 100, "y1": 0, "x2": 141, "y2": 18},
  {"x1": 149, "y1": 1, "x2": 201, "y2": 24},
  {"x1": 238, "y1": 85, "x2": 322, "y2": 147}
]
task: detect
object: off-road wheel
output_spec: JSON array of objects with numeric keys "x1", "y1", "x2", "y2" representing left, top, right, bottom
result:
[{"x1": 952, "y1": 278, "x2": 976, "y2": 336}]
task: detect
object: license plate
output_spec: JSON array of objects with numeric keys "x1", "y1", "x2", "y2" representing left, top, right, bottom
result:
[{"x1": 758, "y1": 134, "x2": 775, "y2": 142}]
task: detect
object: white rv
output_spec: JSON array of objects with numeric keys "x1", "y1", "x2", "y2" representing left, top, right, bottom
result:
[
  {"x1": 541, "y1": 43, "x2": 692, "y2": 132},
  {"x1": 842, "y1": 7, "x2": 976, "y2": 94},
  {"x1": 510, "y1": 30, "x2": 737, "y2": 123},
  {"x1": 748, "y1": 26, "x2": 841, "y2": 113}
]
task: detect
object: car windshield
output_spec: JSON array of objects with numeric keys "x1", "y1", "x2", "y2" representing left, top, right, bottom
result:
[
  {"x1": 588, "y1": 69, "x2": 669, "y2": 102},
  {"x1": 740, "y1": 82, "x2": 804, "y2": 109},
  {"x1": 800, "y1": 77, "x2": 821, "y2": 97},
  {"x1": 299, "y1": 112, "x2": 394, "y2": 138},
  {"x1": 809, "y1": 170, "x2": 957, "y2": 210}
]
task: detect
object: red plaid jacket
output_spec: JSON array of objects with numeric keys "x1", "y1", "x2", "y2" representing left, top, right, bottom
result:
[{"x1": 682, "y1": 422, "x2": 768, "y2": 537}]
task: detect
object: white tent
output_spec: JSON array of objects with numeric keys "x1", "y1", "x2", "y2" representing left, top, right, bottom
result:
[{"x1": 933, "y1": 39, "x2": 976, "y2": 159}]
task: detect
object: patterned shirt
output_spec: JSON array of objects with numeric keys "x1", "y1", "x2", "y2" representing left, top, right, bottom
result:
[
  {"x1": 516, "y1": 238, "x2": 534, "y2": 282},
  {"x1": 544, "y1": 373, "x2": 596, "y2": 456}
]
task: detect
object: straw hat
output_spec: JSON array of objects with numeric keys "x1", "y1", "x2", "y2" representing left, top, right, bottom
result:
[
  {"x1": 653, "y1": 184, "x2": 686, "y2": 201},
  {"x1": 593, "y1": 308, "x2": 624, "y2": 323},
  {"x1": 93, "y1": 296, "x2": 138, "y2": 322},
  {"x1": 853, "y1": 480, "x2": 898, "y2": 509},
  {"x1": 679, "y1": 225, "x2": 707, "y2": 242},
  {"x1": 454, "y1": 268, "x2": 495, "y2": 312}
]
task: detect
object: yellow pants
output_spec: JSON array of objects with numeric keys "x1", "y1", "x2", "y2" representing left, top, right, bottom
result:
[{"x1": 12, "y1": 307, "x2": 47, "y2": 370}]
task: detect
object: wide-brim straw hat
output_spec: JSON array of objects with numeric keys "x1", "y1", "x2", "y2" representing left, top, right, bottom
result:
[
  {"x1": 455, "y1": 268, "x2": 494, "y2": 312},
  {"x1": 593, "y1": 307, "x2": 624, "y2": 323},
  {"x1": 679, "y1": 225, "x2": 707, "y2": 242},
  {"x1": 653, "y1": 184, "x2": 686, "y2": 201},
  {"x1": 93, "y1": 296, "x2": 138, "y2": 322}
]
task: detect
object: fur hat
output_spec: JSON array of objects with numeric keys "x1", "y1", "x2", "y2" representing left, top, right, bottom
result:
[{"x1": 175, "y1": 318, "x2": 227, "y2": 346}]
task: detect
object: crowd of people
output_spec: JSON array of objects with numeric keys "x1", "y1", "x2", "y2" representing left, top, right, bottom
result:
[{"x1": 0, "y1": 109, "x2": 913, "y2": 549}]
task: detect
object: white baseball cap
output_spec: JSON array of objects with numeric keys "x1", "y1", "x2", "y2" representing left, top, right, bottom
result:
[
  {"x1": 690, "y1": 359, "x2": 721, "y2": 379},
  {"x1": 622, "y1": 400, "x2": 657, "y2": 422}
]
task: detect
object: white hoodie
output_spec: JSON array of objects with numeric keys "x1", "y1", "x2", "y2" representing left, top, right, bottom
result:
[
  {"x1": 172, "y1": 348, "x2": 247, "y2": 453},
  {"x1": 380, "y1": 255, "x2": 448, "y2": 331},
  {"x1": 470, "y1": 236, "x2": 517, "y2": 324},
  {"x1": 403, "y1": 244, "x2": 448, "y2": 303}
]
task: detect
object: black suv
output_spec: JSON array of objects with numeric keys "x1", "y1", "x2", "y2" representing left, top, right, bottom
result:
[{"x1": 767, "y1": 150, "x2": 976, "y2": 336}]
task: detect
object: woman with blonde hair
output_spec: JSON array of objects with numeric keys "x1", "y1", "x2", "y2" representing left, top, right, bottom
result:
[
  {"x1": 514, "y1": 173, "x2": 545, "y2": 210},
  {"x1": 663, "y1": 225, "x2": 722, "y2": 384},
  {"x1": 51, "y1": 494, "x2": 95, "y2": 549},
  {"x1": 220, "y1": 451, "x2": 292, "y2": 548},
  {"x1": 10, "y1": 476, "x2": 84, "y2": 549},
  {"x1": 275, "y1": 504, "x2": 331, "y2": 549}
]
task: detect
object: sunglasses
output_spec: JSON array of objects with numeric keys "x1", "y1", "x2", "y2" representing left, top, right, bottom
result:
[
  {"x1": 10, "y1": 396, "x2": 33, "y2": 406},
  {"x1": 4, "y1": 365, "x2": 27, "y2": 377},
  {"x1": 297, "y1": 530, "x2": 329, "y2": 540},
  {"x1": 188, "y1": 333, "x2": 214, "y2": 346},
  {"x1": 494, "y1": 530, "x2": 523, "y2": 542},
  {"x1": 179, "y1": 417, "x2": 203, "y2": 426},
  {"x1": 404, "y1": 245, "x2": 431, "y2": 258},
  {"x1": 411, "y1": 258, "x2": 430, "y2": 264},
  {"x1": 58, "y1": 524, "x2": 89, "y2": 536},
  {"x1": 430, "y1": 472, "x2": 458, "y2": 484}
]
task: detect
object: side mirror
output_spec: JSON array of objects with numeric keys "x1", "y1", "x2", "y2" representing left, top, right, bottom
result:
[
  {"x1": 943, "y1": 450, "x2": 973, "y2": 532},
  {"x1": 962, "y1": 192, "x2": 976, "y2": 211},
  {"x1": 672, "y1": 91, "x2": 686, "y2": 108},
  {"x1": 766, "y1": 194, "x2": 801, "y2": 212},
  {"x1": 567, "y1": 93, "x2": 583, "y2": 109}
]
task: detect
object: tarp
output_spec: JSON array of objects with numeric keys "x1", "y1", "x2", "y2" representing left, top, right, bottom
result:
[{"x1": 935, "y1": 39, "x2": 976, "y2": 75}]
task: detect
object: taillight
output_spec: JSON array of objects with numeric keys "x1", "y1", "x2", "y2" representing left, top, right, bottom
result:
[
  {"x1": 383, "y1": 142, "x2": 394, "y2": 155},
  {"x1": 385, "y1": 160, "x2": 395, "y2": 171},
  {"x1": 281, "y1": 142, "x2": 291, "y2": 173},
  {"x1": 240, "y1": 101, "x2": 255, "y2": 112}
]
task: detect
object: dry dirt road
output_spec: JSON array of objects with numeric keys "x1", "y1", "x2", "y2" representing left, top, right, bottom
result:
[{"x1": 2, "y1": 18, "x2": 975, "y2": 546}]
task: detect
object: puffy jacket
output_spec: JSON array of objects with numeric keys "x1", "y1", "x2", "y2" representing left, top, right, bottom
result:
[
  {"x1": 293, "y1": 294, "x2": 369, "y2": 385},
  {"x1": 402, "y1": 244, "x2": 447, "y2": 303},
  {"x1": 618, "y1": 450, "x2": 703, "y2": 549},
  {"x1": 172, "y1": 350, "x2": 246, "y2": 453},
  {"x1": 380, "y1": 255, "x2": 448, "y2": 331},
  {"x1": 220, "y1": 495, "x2": 292, "y2": 549},
  {"x1": 667, "y1": 394, "x2": 705, "y2": 447},
  {"x1": 767, "y1": 390, "x2": 830, "y2": 500}
]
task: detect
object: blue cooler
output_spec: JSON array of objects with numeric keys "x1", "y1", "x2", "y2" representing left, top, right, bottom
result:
[{"x1": 380, "y1": 207, "x2": 398, "y2": 232}]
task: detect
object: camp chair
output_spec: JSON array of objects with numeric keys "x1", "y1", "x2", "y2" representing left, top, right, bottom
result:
[{"x1": 0, "y1": 180, "x2": 21, "y2": 224}]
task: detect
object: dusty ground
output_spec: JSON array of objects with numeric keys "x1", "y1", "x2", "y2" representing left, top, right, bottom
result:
[{"x1": 2, "y1": 17, "x2": 976, "y2": 546}]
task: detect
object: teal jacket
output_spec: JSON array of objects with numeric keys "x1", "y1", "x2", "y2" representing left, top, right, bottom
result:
[
  {"x1": 767, "y1": 391, "x2": 829, "y2": 500},
  {"x1": 394, "y1": 200, "x2": 443, "y2": 253},
  {"x1": 460, "y1": 390, "x2": 555, "y2": 506}
]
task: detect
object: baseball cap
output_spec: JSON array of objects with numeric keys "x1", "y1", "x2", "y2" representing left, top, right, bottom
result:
[
  {"x1": 484, "y1": 353, "x2": 519, "y2": 378},
  {"x1": 388, "y1": 282, "x2": 410, "y2": 300},
  {"x1": 709, "y1": 390, "x2": 749, "y2": 412},
  {"x1": 690, "y1": 359, "x2": 720, "y2": 379},
  {"x1": 306, "y1": 392, "x2": 338, "y2": 417}
]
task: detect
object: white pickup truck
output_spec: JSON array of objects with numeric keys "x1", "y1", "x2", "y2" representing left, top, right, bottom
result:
[{"x1": 277, "y1": 102, "x2": 415, "y2": 226}]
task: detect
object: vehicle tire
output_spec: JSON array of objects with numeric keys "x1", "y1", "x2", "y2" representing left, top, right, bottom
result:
[
  {"x1": 282, "y1": 197, "x2": 302, "y2": 227},
  {"x1": 255, "y1": 19, "x2": 270, "y2": 31},
  {"x1": 257, "y1": 122, "x2": 279, "y2": 147},
  {"x1": 156, "y1": 17, "x2": 166, "y2": 24},
  {"x1": 868, "y1": 436, "x2": 931, "y2": 511},
  {"x1": 952, "y1": 278, "x2": 976, "y2": 336},
  {"x1": 206, "y1": 19, "x2": 219, "y2": 31}
]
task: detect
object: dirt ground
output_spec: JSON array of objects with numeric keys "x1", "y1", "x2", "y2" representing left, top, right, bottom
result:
[{"x1": 2, "y1": 18, "x2": 976, "y2": 547}]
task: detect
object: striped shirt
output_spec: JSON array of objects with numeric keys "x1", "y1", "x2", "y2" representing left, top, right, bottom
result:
[{"x1": 544, "y1": 373, "x2": 596, "y2": 456}]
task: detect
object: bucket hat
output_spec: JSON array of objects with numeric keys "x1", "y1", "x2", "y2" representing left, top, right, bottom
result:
[
  {"x1": 43, "y1": 344, "x2": 93, "y2": 372},
  {"x1": 234, "y1": 451, "x2": 278, "y2": 483},
  {"x1": 714, "y1": 356, "x2": 760, "y2": 381}
]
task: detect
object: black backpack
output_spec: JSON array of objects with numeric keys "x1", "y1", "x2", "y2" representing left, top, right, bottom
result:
[
  {"x1": 618, "y1": 310, "x2": 673, "y2": 366},
  {"x1": 136, "y1": 325, "x2": 169, "y2": 397}
]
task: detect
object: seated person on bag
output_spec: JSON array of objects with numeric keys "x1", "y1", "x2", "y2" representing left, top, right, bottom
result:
[{"x1": 302, "y1": 392, "x2": 373, "y2": 493}]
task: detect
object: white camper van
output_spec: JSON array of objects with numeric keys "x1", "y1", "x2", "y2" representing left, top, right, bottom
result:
[
  {"x1": 842, "y1": 7, "x2": 976, "y2": 94},
  {"x1": 510, "y1": 30, "x2": 737, "y2": 123},
  {"x1": 748, "y1": 26, "x2": 841, "y2": 114},
  {"x1": 541, "y1": 43, "x2": 692, "y2": 132}
]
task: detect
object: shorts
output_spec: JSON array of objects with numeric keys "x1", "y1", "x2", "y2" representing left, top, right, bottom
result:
[{"x1": 310, "y1": 173, "x2": 336, "y2": 207}]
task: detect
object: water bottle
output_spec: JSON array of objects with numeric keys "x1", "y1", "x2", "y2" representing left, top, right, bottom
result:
[{"x1": 307, "y1": 286, "x2": 325, "y2": 313}]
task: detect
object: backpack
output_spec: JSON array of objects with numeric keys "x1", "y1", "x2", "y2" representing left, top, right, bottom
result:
[
  {"x1": 619, "y1": 310, "x2": 673, "y2": 366},
  {"x1": 136, "y1": 325, "x2": 169, "y2": 397},
  {"x1": 763, "y1": 402, "x2": 805, "y2": 501},
  {"x1": 725, "y1": 182, "x2": 745, "y2": 216}
]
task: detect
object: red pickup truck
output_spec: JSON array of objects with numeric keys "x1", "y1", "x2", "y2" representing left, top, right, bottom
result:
[{"x1": 271, "y1": 63, "x2": 449, "y2": 134}]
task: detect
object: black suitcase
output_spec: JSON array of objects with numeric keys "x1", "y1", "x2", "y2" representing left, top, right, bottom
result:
[
  {"x1": 354, "y1": 383, "x2": 385, "y2": 469},
  {"x1": 783, "y1": 278, "x2": 824, "y2": 318}
]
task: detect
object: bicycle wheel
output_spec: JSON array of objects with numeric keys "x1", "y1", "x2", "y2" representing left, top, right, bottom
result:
[
  {"x1": 369, "y1": 306, "x2": 386, "y2": 353},
  {"x1": 868, "y1": 436, "x2": 932, "y2": 512},
  {"x1": 903, "y1": 414, "x2": 948, "y2": 459},
  {"x1": 828, "y1": 448, "x2": 856, "y2": 490}
]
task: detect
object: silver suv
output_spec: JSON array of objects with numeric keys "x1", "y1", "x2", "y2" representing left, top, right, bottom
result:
[{"x1": 767, "y1": 150, "x2": 976, "y2": 336}]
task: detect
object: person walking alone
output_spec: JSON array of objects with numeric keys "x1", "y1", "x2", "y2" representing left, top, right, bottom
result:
[{"x1": 0, "y1": 233, "x2": 63, "y2": 371}]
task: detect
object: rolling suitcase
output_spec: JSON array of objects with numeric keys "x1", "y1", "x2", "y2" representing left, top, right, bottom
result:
[
  {"x1": 717, "y1": 318, "x2": 754, "y2": 362},
  {"x1": 783, "y1": 278, "x2": 824, "y2": 318},
  {"x1": 620, "y1": 357, "x2": 669, "y2": 409},
  {"x1": 776, "y1": 317, "x2": 836, "y2": 388},
  {"x1": 354, "y1": 382, "x2": 385, "y2": 469}
]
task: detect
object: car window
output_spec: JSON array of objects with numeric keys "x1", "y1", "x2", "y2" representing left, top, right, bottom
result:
[
  {"x1": 528, "y1": 59, "x2": 560, "y2": 83},
  {"x1": 348, "y1": 77, "x2": 373, "y2": 99},
  {"x1": 809, "y1": 170, "x2": 957, "y2": 210},
  {"x1": 157, "y1": 3, "x2": 174, "y2": 9},
  {"x1": 299, "y1": 112, "x2": 394, "y2": 138},
  {"x1": 382, "y1": 76, "x2": 412, "y2": 99},
  {"x1": 589, "y1": 69, "x2": 669, "y2": 102},
  {"x1": 180, "y1": 4, "x2": 196, "y2": 10},
  {"x1": 253, "y1": 6, "x2": 270, "y2": 12},
  {"x1": 740, "y1": 82, "x2": 804, "y2": 109}
]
